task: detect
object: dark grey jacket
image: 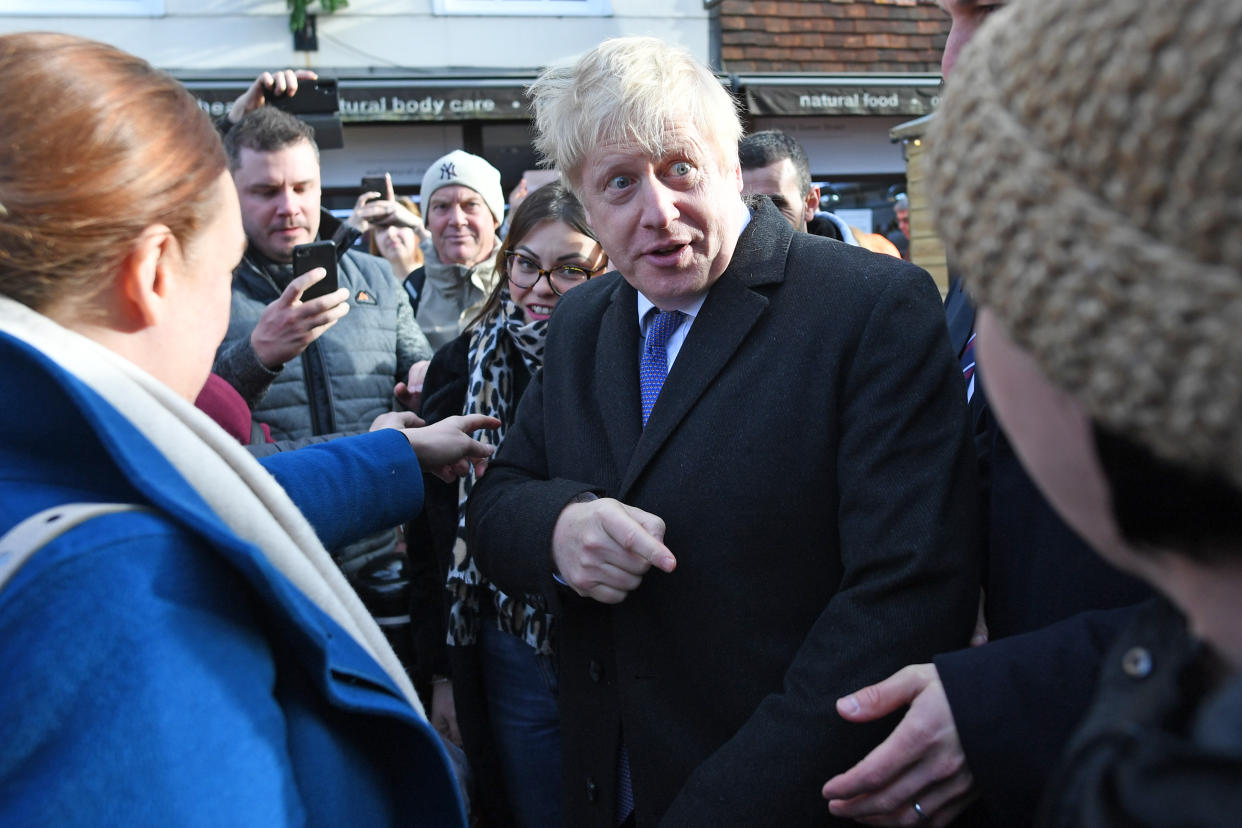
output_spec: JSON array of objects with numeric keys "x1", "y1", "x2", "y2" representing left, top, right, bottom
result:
[{"x1": 215, "y1": 246, "x2": 432, "y2": 441}]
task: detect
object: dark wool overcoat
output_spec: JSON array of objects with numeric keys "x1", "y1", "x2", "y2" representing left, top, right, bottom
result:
[{"x1": 468, "y1": 199, "x2": 981, "y2": 827}]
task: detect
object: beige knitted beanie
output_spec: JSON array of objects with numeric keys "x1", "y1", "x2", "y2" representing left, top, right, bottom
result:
[{"x1": 926, "y1": 0, "x2": 1242, "y2": 489}]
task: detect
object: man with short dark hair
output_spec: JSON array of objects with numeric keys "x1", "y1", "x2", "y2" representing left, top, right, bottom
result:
[
  {"x1": 215, "y1": 106, "x2": 434, "y2": 590},
  {"x1": 216, "y1": 107, "x2": 431, "y2": 440},
  {"x1": 738, "y1": 129, "x2": 820, "y2": 233}
]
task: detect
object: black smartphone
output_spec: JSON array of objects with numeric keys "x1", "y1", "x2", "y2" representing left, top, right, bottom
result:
[
  {"x1": 292, "y1": 241, "x2": 338, "y2": 301},
  {"x1": 270, "y1": 78, "x2": 339, "y2": 115},
  {"x1": 361, "y1": 175, "x2": 388, "y2": 202}
]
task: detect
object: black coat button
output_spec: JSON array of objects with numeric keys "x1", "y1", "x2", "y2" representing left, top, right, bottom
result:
[
  {"x1": 585, "y1": 777, "x2": 598, "y2": 802},
  {"x1": 589, "y1": 659, "x2": 603, "y2": 683},
  {"x1": 1122, "y1": 646, "x2": 1153, "y2": 678}
]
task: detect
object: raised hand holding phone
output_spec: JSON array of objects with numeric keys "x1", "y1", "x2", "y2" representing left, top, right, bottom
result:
[{"x1": 249, "y1": 241, "x2": 349, "y2": 369}]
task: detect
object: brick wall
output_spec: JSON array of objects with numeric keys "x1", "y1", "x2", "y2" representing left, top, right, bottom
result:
[{"x1": 718, "y1": 0, "x2": 949, "y2": 73}]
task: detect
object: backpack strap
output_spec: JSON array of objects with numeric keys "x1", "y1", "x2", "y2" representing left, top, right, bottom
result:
[{"x1": 0, "y1": 503, "x2": 150, "y2": 591}]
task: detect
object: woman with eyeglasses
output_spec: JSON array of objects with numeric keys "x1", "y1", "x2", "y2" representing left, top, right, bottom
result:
[{"x1": 412, "y1": 183, "x2": 605, "y2": 827}]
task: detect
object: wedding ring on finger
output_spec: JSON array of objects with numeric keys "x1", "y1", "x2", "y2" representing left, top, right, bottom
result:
[{"x1": 912, "y1": 800, "x2": 930, "y2": 822}]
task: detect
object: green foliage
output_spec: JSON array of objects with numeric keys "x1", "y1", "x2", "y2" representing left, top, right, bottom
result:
[{"x1": 288, "y1": 0, "x2": 349, "y2": 33}]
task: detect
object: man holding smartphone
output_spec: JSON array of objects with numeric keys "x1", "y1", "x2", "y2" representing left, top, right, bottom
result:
[
  {"x1": 215, "y1": 105, "x2": 432, "y2": 439},
  {"x1": 213, "y1": 101, "x2": 435, "y2": 595}
]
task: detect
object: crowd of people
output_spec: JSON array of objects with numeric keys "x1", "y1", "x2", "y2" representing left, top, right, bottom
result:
[{"x1": 1, "y1": 0, "x2": 1240, "y2": 824}]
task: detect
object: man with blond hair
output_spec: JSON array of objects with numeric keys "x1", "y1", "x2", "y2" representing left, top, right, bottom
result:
[{"x1": 467, "y1": 37, "x2": 980, "y2": 826}]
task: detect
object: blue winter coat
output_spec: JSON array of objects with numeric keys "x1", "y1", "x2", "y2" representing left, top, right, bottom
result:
[{"x1": 0, "y1": 330, "x2": 466, "y2": 827}]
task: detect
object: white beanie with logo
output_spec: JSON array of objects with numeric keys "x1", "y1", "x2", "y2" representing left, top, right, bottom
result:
[{"x1": 420, "y1": 149, "x2": 505, "y2": 224}]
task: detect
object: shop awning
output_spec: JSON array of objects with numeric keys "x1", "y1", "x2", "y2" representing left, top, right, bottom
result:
[
  {"x1": 177, "y1": 71, "x2": 942, "y2": 124},
  {"x1": 178, "y1": 73, "x2": 537, "y2": 123},
  {"x1": 736, "y1": 73, "x2": 941, "y2": 118}
]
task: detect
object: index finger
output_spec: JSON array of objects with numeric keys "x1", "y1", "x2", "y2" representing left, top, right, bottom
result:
[
  {"x1": 254, "y1": 71, "x2": 275, "y2": 95},
  {"x1": 599, "y1": 507, "x2": 676, "y2": 573},
  {"x1": 453, "y1": 414, "x2": 501, "y2": 434}
]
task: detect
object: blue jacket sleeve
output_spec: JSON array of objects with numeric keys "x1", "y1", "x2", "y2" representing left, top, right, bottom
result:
[{"x1": 258, "y1": 429, "x2": 424, "y2": 551}]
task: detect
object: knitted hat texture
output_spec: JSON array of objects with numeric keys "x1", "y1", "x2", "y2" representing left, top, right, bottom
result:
[
  {"x1": 926, "y1": 0, "x2": 1242, "y2": 489},
  {"x1": 420, "y1": 149, "x2": 505, "y2": 224}
]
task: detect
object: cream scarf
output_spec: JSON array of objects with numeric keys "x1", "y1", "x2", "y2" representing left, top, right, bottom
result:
[{"x1": 0, "y1": 295, "x2": 424, "y2": 717}]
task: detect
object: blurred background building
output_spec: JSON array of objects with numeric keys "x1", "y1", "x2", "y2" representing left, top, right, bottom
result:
[{"x1": 0, "y1": 0, "x2": 947, "y2": 232}]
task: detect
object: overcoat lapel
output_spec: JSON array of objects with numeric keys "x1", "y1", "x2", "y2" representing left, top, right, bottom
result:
[
  {"x1": 594, "y1": 279, "x2": 644, "y2": 487},
  {"x1": 616, "y1": 201, "x2": 791, "y2": 498}
]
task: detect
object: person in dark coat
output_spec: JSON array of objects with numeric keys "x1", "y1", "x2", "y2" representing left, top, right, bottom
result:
[
  {"x1": 820, "y1": 3, "x2": 1147, "y2": 825},
  {"x1": 830, "y1": 2, "x2": 1242, "y2": 826},
  {"x1": 466, "y1": 36, "x2": 981, "y2": 827}
]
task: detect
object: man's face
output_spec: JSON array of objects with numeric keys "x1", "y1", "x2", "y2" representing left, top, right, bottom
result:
[
  {"x1": 741, "y1": 158, "x2": 818, "y2": 233},
  {"x1": 231, "y1": 140, "x2": 321, "y2": 263},
  {"x1": 938, "y1": 0, "x2": 1007, "y2": 77},
  {"x1": 896, "y1": 207, "x2": 911, "y2": 238},
  {"x1": 426, "y1": 184, "x2": 499, "y2": 267},
  {"x1": 577, "y1": 118, "x2": 745, "y2": 309}
]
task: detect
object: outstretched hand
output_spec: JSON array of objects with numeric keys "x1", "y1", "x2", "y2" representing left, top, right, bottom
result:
[
  {"x1": 389, "y1": 413, "x2": 499, "y2": 483},
  {"x1": 551, "y1": 498, "x2": 676, "y2": 604},
  {"x1": 821, "y1": 664, "x2": 977, "y2": 827},
  {"x1": 228, "y1": 69, "x2": 318, "y2": 124}
]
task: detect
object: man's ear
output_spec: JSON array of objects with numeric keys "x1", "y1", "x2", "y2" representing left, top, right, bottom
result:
[
  {"x1": 116, "y1": 225, "x2": 176, "y2": 330},
  {"x1": 804, "y1": 186, "x2": 821, "y2": 225}
]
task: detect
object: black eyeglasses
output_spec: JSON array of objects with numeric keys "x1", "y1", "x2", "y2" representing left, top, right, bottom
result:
[{"x1": 504, "y1": 251, "x2": 602, "y2": 296}]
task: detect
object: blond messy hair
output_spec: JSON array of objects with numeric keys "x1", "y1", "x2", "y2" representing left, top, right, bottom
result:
[{"x1": 528, "y1": 37, "x2": 742, "y2": 193}]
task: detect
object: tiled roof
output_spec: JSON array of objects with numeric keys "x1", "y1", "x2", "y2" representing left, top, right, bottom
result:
[{"x1": 718, "y1": 0, "x2": 949, "y2": 73}]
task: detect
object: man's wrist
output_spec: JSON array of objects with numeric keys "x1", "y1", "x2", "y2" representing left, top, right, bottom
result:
[{"x1": 552, "y1": 492, "x2": 599, "y2": 586}]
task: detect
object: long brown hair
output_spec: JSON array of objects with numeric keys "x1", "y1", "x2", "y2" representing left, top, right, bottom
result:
[
  {"x1": 0, "y1": 33, "x2": 226, "y2": 313},
  {"x1": 468, "y1": 183, "x2": 602, "y2": 328}
]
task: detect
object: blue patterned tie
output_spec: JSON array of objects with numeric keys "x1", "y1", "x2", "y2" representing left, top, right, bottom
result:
[{"x1": 640, "y1": 309, "x2": 686, "y2": 428}]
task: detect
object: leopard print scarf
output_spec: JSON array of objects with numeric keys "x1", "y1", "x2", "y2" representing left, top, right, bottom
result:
[{"x1": 446, "y1": 290, "x2": 555, "y2": 654}]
